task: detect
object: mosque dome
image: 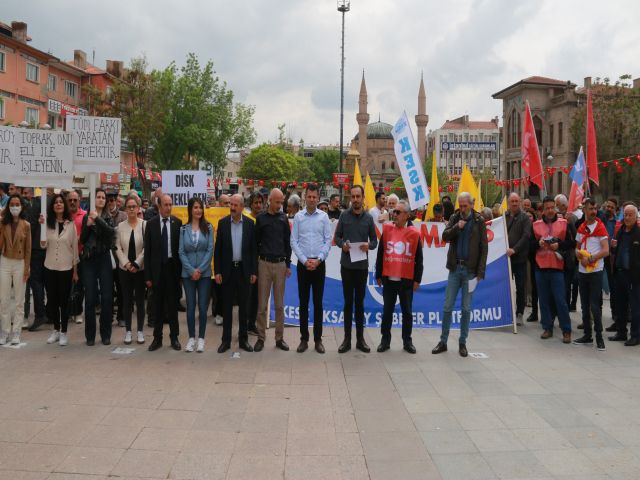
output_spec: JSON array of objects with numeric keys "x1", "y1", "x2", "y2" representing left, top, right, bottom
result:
[{"x1": 354, "y1": 121, "x2": 394, "y2": 141}]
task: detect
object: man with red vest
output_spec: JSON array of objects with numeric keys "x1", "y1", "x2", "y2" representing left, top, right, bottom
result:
[
  {"x1": 375, "y1": 199, "x2": 423, "y2": 354},
  {"x1": 573, "y1": 198, "x2": 609, "y2": 350},
  {"x1": 533, "y1": 196, "x2": 576, "y2": 343}
]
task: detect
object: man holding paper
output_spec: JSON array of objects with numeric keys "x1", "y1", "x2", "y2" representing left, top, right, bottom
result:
[
  {"x1": 432, "y1": 192, "x2": 488, "y2": 358},
  {"x1": 334, "y1": 185, "x2": 377, "y2": 353}
]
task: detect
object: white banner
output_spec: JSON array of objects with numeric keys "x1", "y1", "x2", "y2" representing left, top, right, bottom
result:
[
  {"x1": 66, "y1": 115, "x2": 121, "y2": 173},
  {"x1": 0, "y1": 126, "x2": 16, "y2": 182},
  {"x1": 392, "y1": 111, "x2": 430, "y2": 210},
  {"x1": 13, "y1": 128, "x2": 74, "y2": 188},
  {"x1": 162, "y1": 170, "x2": 208, "y2": 207}
]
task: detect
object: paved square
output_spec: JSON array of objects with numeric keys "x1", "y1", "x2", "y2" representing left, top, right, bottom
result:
[{"x1": 1, "y1": 303, "x2": 639, "y2": 479}]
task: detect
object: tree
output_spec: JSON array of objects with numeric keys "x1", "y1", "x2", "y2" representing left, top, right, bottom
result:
[
  {"x1": 239, "y1": 144, "x2": 300, "y2": 181},
  {"x1": 307, "y1": 150, "x2": 339, "y2": 183},
  {"x1": 570, "y1": 75, "x2": 640, "y2": 200}
]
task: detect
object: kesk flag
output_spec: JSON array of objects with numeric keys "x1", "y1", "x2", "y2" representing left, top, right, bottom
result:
[
  {"x1": 425, "y1": 152, "x2": 440, "y2": 220},
  {"x1": 568, "y1": 146, "x2": 586, "y2": 212},
  {"x1": 455, "y1": 164, "x2": 479, "y2": 209},
  {"x1": 391, "y1": 111, "x2": 430, "y2": 209},
  {"x1": 352, "y1": 159, "x2": 363, "y2": 187},
  {"x1": 522, "y1": 101, "x2": 544, "y2": 190},
  {"x1": 364, "y1": 172, "x2": 376, "y2": 210},
  {"x1": 586, "y1": 90, "x2": 599, "y2": 185}
]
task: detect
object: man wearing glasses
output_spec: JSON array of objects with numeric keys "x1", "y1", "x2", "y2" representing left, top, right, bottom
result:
[{"x1": 375, "y1": 199, "x2": 423, "y2": 353}]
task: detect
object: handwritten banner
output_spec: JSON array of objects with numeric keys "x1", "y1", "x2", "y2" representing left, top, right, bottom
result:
[
  {"x1": 66, "y1": 115, "x2": 121, "y2": 173},
  {"x1": 0, "y1": 126, "x2": 16, "y2": 182},
  {"x1": 13, "y1": 128, "x2": 73, "y2": 188}
]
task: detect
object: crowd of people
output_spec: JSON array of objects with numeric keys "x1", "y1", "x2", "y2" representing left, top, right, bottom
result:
[{"x1": 0, "y1": 180, "x2": 638, "y2": 357}]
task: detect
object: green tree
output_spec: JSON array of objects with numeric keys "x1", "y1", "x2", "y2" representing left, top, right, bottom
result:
[
  {"x1": 307, "y1": 150, "x2": 340, "y2": 183},
  {"x1": 239, "y1": 144, "x2": 301, "y2": 181}
]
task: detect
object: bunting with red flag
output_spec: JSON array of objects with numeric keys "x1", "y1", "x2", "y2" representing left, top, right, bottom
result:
[
  {"x1": 586, "y1": 89, "x2": 599, "y2": 186},
  {"x1": 521, "y1": 101, "x2": 544, "y2": 190}
]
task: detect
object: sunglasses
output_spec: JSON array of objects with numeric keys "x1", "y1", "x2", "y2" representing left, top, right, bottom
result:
[
  {"x1": 393, "y1": 209, "x2": 405, "y2": 215},
  {"x1": 68, "y1": 199, "x2": 78, "y2": 203}
]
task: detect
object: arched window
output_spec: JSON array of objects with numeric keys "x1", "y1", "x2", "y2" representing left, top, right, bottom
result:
[
  {"x1": 391, "y1": 161, "x2": 395, "y2": 170},
  {"x1": 533, "y1": 116, "x2": 543, "y2": 146},
  {"x1": 381, "y1": 161, "x2": 386, "y2": 170},
  {"x1": 507, "y1": 109, "x2": 522, "y2": 149}
]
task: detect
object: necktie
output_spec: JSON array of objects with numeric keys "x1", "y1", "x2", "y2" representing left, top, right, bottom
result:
[
  {"x1": 128, "y1": 229, "x2": 137, "y2": 264},
  {"x1": 161, "y1": 218, "x2": 169, "y2": 263}
]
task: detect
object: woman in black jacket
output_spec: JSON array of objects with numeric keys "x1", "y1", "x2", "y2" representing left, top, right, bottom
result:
[{"x1": 80, "y1": 188, "x2": 116, "y2": 345}]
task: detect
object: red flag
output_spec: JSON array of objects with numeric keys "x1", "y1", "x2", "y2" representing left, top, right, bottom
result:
[
  {"x1": 586, "y1": 90, "x2": 599, "y2": 185},
  {"x1": 567, "y1": 180, "x2": 584, "y2": 213},
  {"x1": 521, "y1": 101, "x2": 544, "y2": 189}
]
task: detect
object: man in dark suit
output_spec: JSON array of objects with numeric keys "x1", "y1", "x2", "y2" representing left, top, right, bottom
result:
[
  {"x1": 145, "y1": 194, "x2": 183, "y2": 351},
  {"x1": 214, "y1": 194, "x2": 257, "y2": 353}
]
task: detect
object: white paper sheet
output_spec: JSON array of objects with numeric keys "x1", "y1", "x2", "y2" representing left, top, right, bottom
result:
[{"x1": 349, "y1": 242, "x2": 368, "y2": 263}]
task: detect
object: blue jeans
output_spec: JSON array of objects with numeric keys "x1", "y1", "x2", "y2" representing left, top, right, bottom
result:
[
  {"x1": 535, "y1": 269, "x2": 571, "y2": 333},
  {"x1": 441, "y1": 265, "x2": 474, "y2": 345},
  {"x1": 82, "y1": 251, "x2": 113, "y2": 342},
  {"x1": 183, "y1": 276, "x2": 211, "y2": 339}
]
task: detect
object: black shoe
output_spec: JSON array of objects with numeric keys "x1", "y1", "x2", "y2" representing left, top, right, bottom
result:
[
  {"x1": 596, "y1": 336, "x2": 606, "y2": 351},
  {"x1": 338, "y1": 337, "x2": 351, "y2": 354},
  {"x1": 170, "y1": 338, "x2": 181, "y2": 351},
  {"x1": 147, "y1": 322, "x2": 154, "y2": 328},
  {"x1": 356, "y1": 338, "x2": 370, "y2": 353},
  {"x1": 254, "y1": 339, "x2": 264, "y2": 352},
  {"x1": 572, "y1": 335, "x2": 593, "y2": 345},
  {"x1": 315, "y1": 341, "x2": 325, "y2": 354},
  {"x1": 404, "y1": 343, "x2": 417, "y2": 354},
  {"x1": 177, "y1": 304, "x2": 186, "y2": 312},
  {"x1": 577, "y1": 323, "x2": 584, "y2": 330},
  {"x1": 526, "y1": 313, "x2": 538, "y2": 323},
  {"x1": 247, "y1": 326, "x2": 259, "y2": 336},
  {"x1": 377, "y1": 342, "x2": 390, "y2": 353},
  {"x1": 117, "y1": 320, "x2": 125, "y2": 328},
  {"x1": 239, "y1": 340, "x2": 254, "y2": 352},
  {"x1": 624, "y1": 338, "x2": 639, "y2": 346},
  {"x1": 217, "y1": 342, "x2": 231, "y2": 353},
  {"x1": 275, "y1": 339, "x2": 289, "y2": 351},
  {"x1": 432, "y1": 342, "x2": 448, "y2": 354},
  {"x1": 459, "y1": 344, "x2": 468, "y2": 357},
  {"x1": 148, "y1": 338, "x2": 162, "y2": 351},
  {"x1": 102, "y1": 338, "x2": 111, "y2": 346},
  {"x1": 297, "y1": 340, "x2": 308, "y2": 353},
  {"x1": 28, "y1": 317, "x2": 47, "y2": 332},
  {"x1": 608, "y1": 333, "x2": 627, "y2": 342},
  {"x1": 86, "y1": 339, "x2": 95, "y2": 346},
  {"x1": 605, "y1": 323, "x2": 617, "y2": 332}
]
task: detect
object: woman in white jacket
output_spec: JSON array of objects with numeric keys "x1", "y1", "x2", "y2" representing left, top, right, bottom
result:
[{"x1": 115, "y1": 196, "x2": 146, "y2": 345}]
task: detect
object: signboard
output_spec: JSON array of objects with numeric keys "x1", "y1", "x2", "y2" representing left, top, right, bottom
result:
[
  {"x1": 47, "y1": 99, "x2": 88, "y2": 117},
  {"x1": 0, "y1": 126, "x2": 16, "y2": 182},
  {"x1": 162, "y1": 170, "x2": 208, "y2": 207},
  {"x1": 332, "y1": 173, "x2": 350, "y2": 184},
  {"x1": 66, "y1": 115, "x2": 121, "y2": 173},
  {"x1": 392, "y1": 112, "x2": 429, "y2": 209},
  {"x1": 441, "y1": 142, "x2": 497, "y2": 152},
  {"x1": 275, "y1": 216, "x2": 514, "y2": 330},
  {"x1": 13, "y1": 128, "x2": 74, "y2": 188}
]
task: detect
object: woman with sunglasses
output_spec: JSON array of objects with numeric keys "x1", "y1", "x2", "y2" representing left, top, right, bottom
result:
[
  {"x1": 115, "y1": 195, "x2": 147, "y2": 345},
  {"x1": 178, "y1": 197, "x2": 214, "y2": 352},
  {"x1": 40, "y1": 194, "x2": 79, "y2": 346},
  {"x1": 80, "y1": 189, "x2": 116, "y2": 345}
]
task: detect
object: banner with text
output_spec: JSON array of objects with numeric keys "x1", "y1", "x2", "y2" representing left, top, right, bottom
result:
[
  {"x1": 392, "y1": 111, "x2": 430, "y2": 210},
  {"x1": 162, "y1": 170, "x2": 208, "y2": 207},
  {"x1": 0, "y1": 126, "x2": 16, "y2": 182},
  {"x1": 13, "y1": 128, "x2": 74, "y2": 188},
  {"x1": 274, "y1": 216, "x2": 513, "y2": 330},
  {"x1": 66, "y1": 115, "x2": 121, "y2": 173}
]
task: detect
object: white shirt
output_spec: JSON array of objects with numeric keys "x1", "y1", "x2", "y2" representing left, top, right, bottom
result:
[
  {"x1": 575, "y1": 220, "x2": 606, "y2": 273},
  {"x1": 369, "y1": 206, "x2": 388, "y2": 229},
  {"x1": 159, "y1": 215, "x2": 172, "y2": 259}
]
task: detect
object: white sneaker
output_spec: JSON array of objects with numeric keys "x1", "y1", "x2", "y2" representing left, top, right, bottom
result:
[
  {"x1": 185, "y1": 337, "x2": 196, "y2": 352},
  {"x1": 59, "y1": 332, "x2": 68, "y2": 346},
  {"x1": 47, "y1": 331, "x2": 60, "y2": 344},
  {"x1": 75, "y1": 315, "x2": 84, "y2": 324},
  {"x1": 0, "y1": 332, "x2": 7, "y2": 345},
  {"x1": 215, "y1": 315, "x2": 223, "y2": 326},
  {"x1": 137, "y1": 331, "x2": 145, "y2": 344},
  {"x1": 197, "y1": 338, "x2": 205, "y2": 353},
  {"x1": 124, "y1": 331, "x2": 132, "y2": 344},
  {"x1": 11, "y1": 333, "x2": 20, "y2": 345}
]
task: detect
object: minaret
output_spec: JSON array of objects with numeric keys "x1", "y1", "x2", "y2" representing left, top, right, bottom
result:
[
  {"x1": 356, "y1": 71, "x2": 370, "y2": 173},
  {"x1": 415, "y1": 73, "x2": 429, "y2": 163}
]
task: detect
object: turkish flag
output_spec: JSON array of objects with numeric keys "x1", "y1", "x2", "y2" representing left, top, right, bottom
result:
[
  {"x1": 521, "y1": 101, "x2": 544, "y2": 190},
  {"x1": 568, "y1": 181, "x2": 584, "y2": 213},
  {"x1": 586, "y1": 90, "x2": 599, "y2": 185}
]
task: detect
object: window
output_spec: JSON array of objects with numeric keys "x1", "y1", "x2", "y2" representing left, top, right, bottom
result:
[
  {"x1": 227, "y1": 171, "x2": 232, "y2": 178},
  {"x1": 381, "y1": 161, "x2": 386, "y2": 170},
  {"x1": 47, "y1": 113, "x2": 56, "y2": 129},
  {"x1": 549, "y1": 124, "x2": 554, "y2": 147},
  {"x1": 26, "y1": 63, "x2": 39, "y2": 82},
  {"x1": 64, "y1": 80, "x2": 78, "y2": 98},
  {"x1": 507, "y1": 109, "x2": 521, "y2": 148},
  {"x1": 0, "y1": 100, "x2": 4, "y2": 119},
  {"x1": 558, "y1": 122, "x2": 563, "y2": 146},
  {"x1": 390, "y1": 161, "x2": 395, "y2": 170},
  {"x1": 0, "y1": 51, "x2": 5, "y2": 71},
  {"x1": 48, "y1": 74, "x2": 57, "y2": 91},
  {"x1": 25, "y1": 107, "x2": 39, "y2": 124}
]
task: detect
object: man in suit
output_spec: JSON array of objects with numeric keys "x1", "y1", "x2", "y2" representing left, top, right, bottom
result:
[
  {"x1": 145, "y1": 194, "x2": 183, "y2": 351},
  {"x1": 214, "y1": 194, "x2": 257, "y2": 353}
]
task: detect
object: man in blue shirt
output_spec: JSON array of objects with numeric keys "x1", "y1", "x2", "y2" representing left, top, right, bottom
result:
[{"x1": 290, "y1": 184, "x2": 332, "y2": 354}]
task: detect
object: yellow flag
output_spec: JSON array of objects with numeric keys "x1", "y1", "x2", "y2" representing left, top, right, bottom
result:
[
  {"x1": 476, "y1": 178, "x2": 484, "y2": 210},
  {"x1": 455, "y1": 164, "x2": 479, "y2": 209},
  {"x1": 499, "y1": 195, "x2": 507, "y2": 214},
  {"x1": 364, "y1": 172, "x2": 376, "y2": 210},
  {"x1": 425, "y1": 152, "x2": 440, "y2": 220},
  {"x1": 352, "y1": 159, "x2": 363, "y2": 187}
]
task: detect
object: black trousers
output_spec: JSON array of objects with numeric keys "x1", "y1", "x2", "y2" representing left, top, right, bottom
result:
[
  {"x1": 567, "y1": 261, "x2": 579, "y2": 308},
  {"x1": 603, "y1": 258, "x2": 617, "y2": 320},
  {"x1": 44, "y1": 268, "x2": 73, "y2": 333},
  {"x1": 120, "y1": 269, "x2": 146, "y2": 332},
  {"x1": 25, "y1": 249, "x2": 46, "y2": 322},
  {"x1": 248, "y1": 281, "x2": 258, "y2": 331},
  {"x1": 381, "y1": 279, "x2": 413, "y2": 344},
  {"x1": 153, "y1": 260, "x2": 180, "y2": 340},
  {"x1": 341, "y1": 266, "x2": 367, "y2": 338},
  {"x1": 579, "y1": 270, "x2": 603, "y2": 337},
  {"x1": 529, "y1": 257, "x2": 538, "y2": 318},
  {"x1": 615, "y1": 269, "x2": 640, "y2": 338},
  {"x1": 511, "y1": 261, "x2": 527, "y2": 316},
  {"x1": 113, "y1": 265, "x2": 123, "y2": 321},
  {"x1": 212, "y1": 282, "x2": 224, "y2": 317},
  {"x1": 221, "y1": 264, "x2": 249, "y2": 344},
  {"x1": 297, "y1": 261, "x2": 325, "y2": 342}
]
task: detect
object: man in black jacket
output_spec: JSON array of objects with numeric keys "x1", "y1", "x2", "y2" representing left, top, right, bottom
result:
[
  {"x1": 505, "y1": 193, "x2": 531, "y2": 325},
  {"x1": 25, "y1": 194, "x2": 48, "y2": 331},
  {"x1": 214, "y1": 194, "x2": 257, "y2": 353},
  {"x1": 145, "y1": 194, "x2": 182, "y2": 351},
  {"x1": 375, "y1": 200, "x2": 423, "y2": 354},
  {"x1": 432, "y1": 192, "x2": 488, "y2": 357}
]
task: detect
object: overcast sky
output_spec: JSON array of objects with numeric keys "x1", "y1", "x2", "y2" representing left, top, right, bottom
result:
[{"x1": 7, "y1": 0, "x2": 639, "y2": 145}]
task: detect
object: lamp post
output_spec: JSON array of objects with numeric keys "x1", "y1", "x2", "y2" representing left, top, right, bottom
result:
[
  {"x1": 337, "y1": 0, "x2": 350, "y2": 179},
  {"x1": 546, "y1": 154, "x2": 553, "y2": 196}
]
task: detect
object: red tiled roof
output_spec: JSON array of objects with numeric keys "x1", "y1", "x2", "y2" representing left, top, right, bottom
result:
[
  {"x1": 521, "y1": 76, "x2": 568, "y2": 86},
  {"x1": 441, "y1": 120, "x2": 498, "y2": 130},
  {"x1": 65, "y1": 60, "x2": 106, "y2": 75}
]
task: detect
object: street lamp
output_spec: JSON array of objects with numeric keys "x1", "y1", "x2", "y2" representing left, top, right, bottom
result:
[
  {"x1": 546, "y1": 154, "x2": 553, "y2": 195},
  {"x1": 337, "y1": 0, "x2": 350, "y2": 178}
]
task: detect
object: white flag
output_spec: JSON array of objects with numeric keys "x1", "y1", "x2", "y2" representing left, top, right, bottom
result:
[{"x1": 391, "y1": 111, "x2": 429, "y2": 210}]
